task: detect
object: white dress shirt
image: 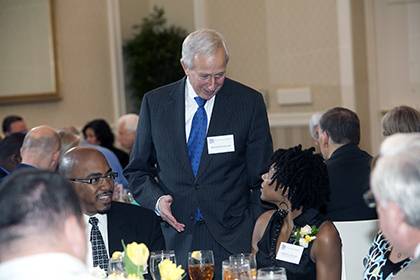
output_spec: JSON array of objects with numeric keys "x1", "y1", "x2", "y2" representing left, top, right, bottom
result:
[
  {"x1": 414, "y1": 243, "x2": 420, "y2": 259},
  {"x1": 84, "y1": 213, "x2": 109, "y2": 269}
]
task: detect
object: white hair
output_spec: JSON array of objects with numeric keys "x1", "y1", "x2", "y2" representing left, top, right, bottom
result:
[
  {"x1": 180, "y1": 29, "x2": 229, "y2": 69},
  {"x1": 308, "y1": 112, "x2": 323, "y2": 140},
  {"x1": 371, "y1": 133, "x2": 420, "y2": 228},
  {"x1": 117, "y1": 114, "x2": 138, "y2": 132}
]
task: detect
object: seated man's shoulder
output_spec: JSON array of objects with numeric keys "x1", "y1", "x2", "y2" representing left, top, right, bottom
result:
[{"x1": 111, "y1": 202, "x2": 158, "y2": 219}]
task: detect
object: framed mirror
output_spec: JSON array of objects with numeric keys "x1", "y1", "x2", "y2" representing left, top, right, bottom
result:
[{"x1": 0, "y1": 0, "x2": 59, "y2": 104}]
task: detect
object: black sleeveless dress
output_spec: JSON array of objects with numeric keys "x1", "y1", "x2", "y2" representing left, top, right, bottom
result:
[{"x1": 256, "y1": 208, "x2": 327, "y2": 280}]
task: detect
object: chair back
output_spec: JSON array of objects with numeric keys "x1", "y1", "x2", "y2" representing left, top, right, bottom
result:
[{"x1": 333, "y1": 219, "x2": 378, "y2": 280}]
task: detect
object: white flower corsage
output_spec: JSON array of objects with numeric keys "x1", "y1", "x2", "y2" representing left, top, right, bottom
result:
[{"x1": 292, "y1": 224, "x2": 319, "y2": 248}]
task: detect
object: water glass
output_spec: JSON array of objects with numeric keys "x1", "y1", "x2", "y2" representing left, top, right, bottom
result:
[
  {"x1": 108, "y1": 253, "x2": 125, "y2": 278},
  {"x1": 257, "y1": 267, "x2": 287, "y2": 280},
  {"x1": 188, "y1": 250, "x2": 214, "y2": 280},
  {"x1": 229, "y1": 253, "x2": 256, "y2": 280},
  {"x1": 149, "y1": 250, "x2": 177, "y2": 280},
  {"x1": 222, "y1": 259, "x2": 252, "y2": 280}
]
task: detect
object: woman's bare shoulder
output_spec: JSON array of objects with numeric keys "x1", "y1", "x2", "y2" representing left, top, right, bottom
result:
[{"x1": 252, "y1": 210, "x2": 276, "y2": 245}]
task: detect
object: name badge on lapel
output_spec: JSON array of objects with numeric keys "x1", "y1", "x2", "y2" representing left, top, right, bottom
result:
[
  {"x1": 207, "y1": 134, "x2": 235, "y2": 154},
  {"x1": 276, "y1": 242, "x2": 304, "y2": 264}
]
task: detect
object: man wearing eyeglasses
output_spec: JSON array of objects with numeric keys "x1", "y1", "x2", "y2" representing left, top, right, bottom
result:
[
  {"x1": 59, "y1": 146, "x2": 165, "y2": 271},
  {"x1": 124, "y1": 29, "x2": 273, "y2": 278}
]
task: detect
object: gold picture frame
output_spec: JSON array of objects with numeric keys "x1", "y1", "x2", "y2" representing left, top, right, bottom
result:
[{"x1": 0, "y1": 0, "x2": 59, "y2": 104}]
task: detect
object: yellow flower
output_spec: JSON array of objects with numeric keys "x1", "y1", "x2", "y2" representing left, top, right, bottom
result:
[
  {"x1": 304, "y1": 235, "x2": 316, "y2": 243},
  {"x1": 112, "y1": 251, "x2": 123, "y2": 260},
  {"x1": 158, "y1": 259, "x2": 185, "y2": 280},
  {"x1": 126, "y1": 242, "x2": 149, "y2": 266}
]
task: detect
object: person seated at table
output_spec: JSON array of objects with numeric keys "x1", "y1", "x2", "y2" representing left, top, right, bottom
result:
[
  {"x1": 82, "y1": 119, "x2": 129, "y2": 168},
  {"x1": 0, "y1": 132, "x2": 25, "y2": 181},
  {"x1": 363, "y1": 106, "x2": 419, "y2": 280},
  {"x1": 0, "y1": 169, "x2": 90, "y2": 280},
  {"x1": 252, "y1": 145, "x2": 341, "y2": 280}
]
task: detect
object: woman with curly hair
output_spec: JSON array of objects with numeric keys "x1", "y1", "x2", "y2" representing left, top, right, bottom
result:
[{"x1": 252, "y1": 145, "x2": 341, "y2": 280}]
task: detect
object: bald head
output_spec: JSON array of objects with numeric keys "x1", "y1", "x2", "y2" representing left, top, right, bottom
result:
[
  {"x1": 59, "y1": 146, "x2": 108, "y2": 178},
  {"x1": 59, "y1": 147, "x2": 114, "y2": 215},
  {"x1": 20, "y1": 126, "x2": 61, "y2": 171}
]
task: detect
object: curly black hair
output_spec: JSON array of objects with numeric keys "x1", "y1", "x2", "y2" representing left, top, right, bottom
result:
[{"x1": 269, "y1": 145, "x2": 329, "y2": 211}]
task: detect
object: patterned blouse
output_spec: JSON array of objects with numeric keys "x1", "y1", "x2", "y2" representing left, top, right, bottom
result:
[{"x1": 363, "y1": 232, "x2": 412, "y2": 280}]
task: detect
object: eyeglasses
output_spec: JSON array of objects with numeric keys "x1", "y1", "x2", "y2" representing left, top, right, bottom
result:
[
  {"x1": 68, "y1": 169, "x2": 118, "y2": 185},
  {"x1": 363, "y1": 190, "x2": 376, "y2": 208},
  {"x1": 196, "y1": 72, "x2": 225, "y2": 82}
]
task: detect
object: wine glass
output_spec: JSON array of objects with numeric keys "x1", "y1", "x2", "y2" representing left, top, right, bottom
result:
[
  {"x1": 229, "y1": 253, "x2": 256, "y2": 280},
  {"x1": 149, "y1": 250, "x2": 177, "y2": 280},
  {"x1": 188, "y1": 250, "x2": 214, "y2": 280},
  {"x1": 256, "y1": 267, "x2": 287, "y2": 280}
]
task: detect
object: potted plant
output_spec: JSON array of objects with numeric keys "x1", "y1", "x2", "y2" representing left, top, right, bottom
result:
[{"x1": 124, "y1": 7, "x2": 187, "y2": 108}]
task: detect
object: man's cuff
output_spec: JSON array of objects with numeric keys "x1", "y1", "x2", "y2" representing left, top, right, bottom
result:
[{"x1": 154, "y1": 196, "x2": 163, "y2": 216}]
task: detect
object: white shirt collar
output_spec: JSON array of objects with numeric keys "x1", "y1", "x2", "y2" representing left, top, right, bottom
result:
[
  {"x1": 186, "y1": 77, "x2": 197, "y2": 101},
  {"x1": 415, "y1": 243, "x2": 420, "y2": 259}
]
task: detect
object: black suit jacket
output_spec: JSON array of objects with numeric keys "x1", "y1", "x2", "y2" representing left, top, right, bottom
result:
[
  {"x1": 107, "y1": 202, "x2": 165, "y2": 254},
  {"x1": 14, "y1": 163, "x2": 36, "y2": 170},
  {"x1": 124, "y1": 77, "x2": 273, "y2": 254},
  {"x1": 0, "y1": 166, "x2": 8, "y2": 181},
  {"x1": 325, "y1": 144, "x2": 377, "y2": 221}
]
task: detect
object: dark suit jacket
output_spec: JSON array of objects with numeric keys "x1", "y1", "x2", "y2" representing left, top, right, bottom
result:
[
  {"x1": 14, "y1": 163, "x2": 36, "y2": 170},
  {"x1": 124, "y1": 77, "x2": 273, "y2": 254},
  {"x1": 0, "y1": 166, "x2": 8, "y2": 181},
  {"x1": 107, "y1": 202, "x2": 165, "y2": 254},
  {"x1": 325, "y1": 144, "x2": 377, "y2": 221}
]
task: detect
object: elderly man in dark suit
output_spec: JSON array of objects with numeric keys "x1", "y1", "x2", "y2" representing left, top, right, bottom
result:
[
  {"x1": 124, "y1": 29, "x2": 273, "y2": 278},
  {"x1": 59, "y1": 147, "x2": 165, "y2": 271},
  {"x1": 318, "y1": 107, "x2": 377, "y2": 221}
]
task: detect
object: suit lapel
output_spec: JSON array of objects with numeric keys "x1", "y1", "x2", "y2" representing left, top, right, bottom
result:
[
  {"x1": 165, "y1": 78, "x2": 196, "y2": 181},
  {"x1": 107, "y1": 206, "x2": 131, "y2": 253},
  {"x1": 196, "y1": 84, "x2": 233, "y2": 180}
]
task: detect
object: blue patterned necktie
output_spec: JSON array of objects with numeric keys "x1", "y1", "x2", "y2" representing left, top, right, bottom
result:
[
  {"x1": 187, "y1": 96, "x2": 208, "y2": 177},
  {"x1": 89, "y1": 217, "x2": 109, "y2": 270}
]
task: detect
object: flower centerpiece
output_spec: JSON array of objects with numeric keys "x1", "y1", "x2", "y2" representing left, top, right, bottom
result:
[
  {"x1": 158, "y1": 259, "x2": 185, "y2": 280},
  {"x1": 109, "y1": 242, "x2": 185, "y2": 280},
  {"x1": 109, "y1": 242, "x2": 149, "y2": 280},
  {"x1": 123, "y1": 242, "x2": 149, "y2": 280},
  {"x1": 292, "y1": 224, "x2": 319, "y2": 248}
]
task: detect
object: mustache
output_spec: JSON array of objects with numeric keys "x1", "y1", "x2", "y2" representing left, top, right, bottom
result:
[{"x1": 96, "y1": 191, "x2": 113, "y2": 198}]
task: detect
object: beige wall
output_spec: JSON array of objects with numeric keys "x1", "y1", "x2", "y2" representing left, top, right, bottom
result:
[
  {"x1": 265, "y1": 0, "x2": 342, "y2": 114},
  {"x1": 351, "y1": 0, "x2": 371, "y2": 151},
  {"x1": 0, "y1": 0, "x2": 115, "y2": 132},
  {"x1": 119, "y1": 0, "x2": 149, "y2": 41}
]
